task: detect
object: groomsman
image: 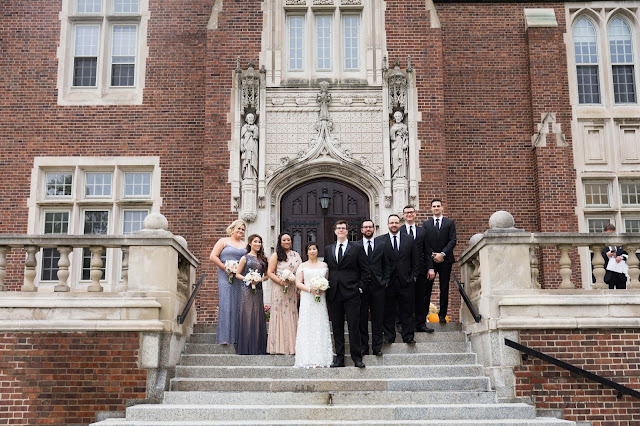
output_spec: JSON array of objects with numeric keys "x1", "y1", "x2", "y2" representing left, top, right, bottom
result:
[
  {"x1": 402, "y1": 205, "x2": 435, "y2": 333},
  {"x1": 423, "y1": 198, "x2": 457, "y2": 323},
  {"x1": 382, "y1": 214, "x2": 419, "y2": 344},
  {"x1": 358, "y1": 219, "x2": 389, "y2": 356},
  {"x1": 325, "y1": 220, "x2": 367, "y2": 368}
]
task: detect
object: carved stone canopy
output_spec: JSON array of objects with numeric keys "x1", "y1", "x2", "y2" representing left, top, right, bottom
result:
[
  {"x1": 387, "y1": 60, "x2": 408, "y2": 114},
  {"x1": 239, "y1": 61, "x2": 262, "y2": 112}
]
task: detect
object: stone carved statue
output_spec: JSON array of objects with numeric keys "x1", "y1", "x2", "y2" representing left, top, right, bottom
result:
[
  {"x1": 241, "y1": 113, "x2": 259, "y2": 180},
  {"x1": 312, "y1": 81, "x2": 335, "y2": 146},
  {"x1": 390, "y1": 110, "x2": 409, "y2": 178}
]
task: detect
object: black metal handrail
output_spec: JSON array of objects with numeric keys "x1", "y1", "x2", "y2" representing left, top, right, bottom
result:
[
  {"x1": 452, "y1": 272, "x2": 481, "y2": 323},
  {"x1": 505, "y1": 338, "x2": 640, "y2": 400},
  {"x1": 177, "y1": 274, "x2": 205, "y2": 324}
]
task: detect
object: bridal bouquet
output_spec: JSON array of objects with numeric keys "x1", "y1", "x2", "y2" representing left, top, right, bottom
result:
[
  {"x1": 224, "y1": 260, "x2": 239, "y2": 283},
  {"x1": 277, "y1": 269, "x2": 295, "y2": 294},
  {"x1": 309, "y1": 276, "x2": 329, "y2": 303},
  {"x1": 243, "y1": 269, "x2": 263, "y2": 294}
]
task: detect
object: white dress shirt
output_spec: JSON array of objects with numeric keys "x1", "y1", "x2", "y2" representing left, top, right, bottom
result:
[
  {"x1": 335, "y1": 240, "x2": 348, "y2": 261},
  {"x1": 363, "y1": 238, "x2": 374, "y2": 254},
  {"x1": 405, "y1": 224, "x2": 416, "y2": 238}
]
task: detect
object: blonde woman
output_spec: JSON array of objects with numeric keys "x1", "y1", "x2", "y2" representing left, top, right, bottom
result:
[{"x1": 210, "y1": 219, "x2": 247, "y2": 345}]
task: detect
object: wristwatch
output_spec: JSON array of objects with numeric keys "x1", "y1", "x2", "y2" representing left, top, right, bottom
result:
[{"x1": 440, "y1": 252, "x2": 446, "y2": 257}]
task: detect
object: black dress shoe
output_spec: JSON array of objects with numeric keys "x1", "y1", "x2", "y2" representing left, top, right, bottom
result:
[
  {"x1": 330, "y1": 360, "x2": 345, "y2": 368},
  {"x1": 361, "y1": 349, "x2": 370, "y2": 356},
  {"x1": 416, "y1": 325, "x2": 435, "y2": 333},
  {"x1": 373, "y1": 350, "x2": 382, "y2": 356},
  {"x1": 403, "y1": 339, "x2": 416, "y2": 344},
  {"x1": 354, "y1": 360, "x2": 366, "y2": 368},
  {"x1": 384, "y1": 338, "x2": 395, "y2": 344},
  {"x1": 439, "y1": 317, "x2": 447, "y2": 324}
]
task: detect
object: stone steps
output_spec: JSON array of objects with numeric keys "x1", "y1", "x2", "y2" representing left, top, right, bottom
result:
[{"x1": 91, "y1": 324, "x2": 575, "y2": 426}]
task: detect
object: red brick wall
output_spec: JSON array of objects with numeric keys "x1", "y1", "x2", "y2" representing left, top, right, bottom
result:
[
  {"x1": 515, "y1": 329, "x2": 640, "y2": 425},
  {"x1": 198, "y1": 0, "x2": 264, "y2": 323},
  {"x1": 0, "y1": 332, "x2": 147, "y2": 425}
]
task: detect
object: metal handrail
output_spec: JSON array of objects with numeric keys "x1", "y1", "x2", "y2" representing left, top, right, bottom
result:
[
  {"x1": 505, "y1": 338, "x2": 640, "y2": 400},
  {"x1": 452, "y1": 272, "x2": 481, "y2": 323},
  {"x1": 177, "y1": 274, "x2": 205, "y2": 324}
]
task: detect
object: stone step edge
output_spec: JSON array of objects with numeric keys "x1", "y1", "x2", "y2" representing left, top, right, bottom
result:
[
  {"x1": 95, "y1": 418, "x2": 574, "y2": 425},
  {"x1": 129, "y1": 403, "x2": 535, "y2": 410}
]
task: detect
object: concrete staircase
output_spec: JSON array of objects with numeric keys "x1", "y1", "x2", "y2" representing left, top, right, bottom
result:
[{"x1": 93, "y1": 323, "x2": 575, "y2": 425}]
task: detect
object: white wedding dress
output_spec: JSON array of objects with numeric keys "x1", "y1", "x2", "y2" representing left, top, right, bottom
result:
[{"x1": 294, "y1": 267, "x2": 333, "y2": 368}]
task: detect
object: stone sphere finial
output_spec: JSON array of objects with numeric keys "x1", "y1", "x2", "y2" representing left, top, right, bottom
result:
[
  {"x1": 469, "y1": 233, "x2": 483, "y2": 247},
  {"x1": 175, "y1": 235, "x2": 188, "y2": 249},
  {"x1": 143, "y1": 213, "x2": 169, "y2": 231},
  {"x1": 488, "y1": 210, "x2": 515, "y2": 230}
]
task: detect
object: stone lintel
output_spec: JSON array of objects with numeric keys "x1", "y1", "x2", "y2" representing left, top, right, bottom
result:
[{"x1": 524, "y1": 8, "x2": 557, "y2": 29}]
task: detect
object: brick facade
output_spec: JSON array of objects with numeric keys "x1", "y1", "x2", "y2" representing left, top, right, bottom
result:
[
  {"x1": 0, "y1": 332, "x2": 146, "y2": 425},
  {"x1": 516, "y1": 329, "x2": 640, "y2": 425}
]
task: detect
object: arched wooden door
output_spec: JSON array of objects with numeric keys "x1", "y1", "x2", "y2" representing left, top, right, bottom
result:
[{"x1": 280, "y1": 179, "x2": 370, "y2": 259}]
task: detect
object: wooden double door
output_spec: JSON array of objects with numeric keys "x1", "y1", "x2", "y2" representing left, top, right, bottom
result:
[{"x1": 280, "y1": 179, "x2": 370, "y2": 260}]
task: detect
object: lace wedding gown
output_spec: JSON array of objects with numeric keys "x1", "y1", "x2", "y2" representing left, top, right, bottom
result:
[{"x1": 294, "y1": 267, "x2": 333, "y2": 368}]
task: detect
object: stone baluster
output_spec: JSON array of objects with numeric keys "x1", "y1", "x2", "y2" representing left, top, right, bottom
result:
[
  {"x1": 22, "y1": 245, "x2": 38, "y2": 292},
  {"x1": 0, "y1": 246, "x2": 8, "y2": 291},
  {"x1": 529, "y1": 246, "x2": 540, "y2": 289},
  {"x1": 87, "y1": 246, "x2": 104, "y2": 292},
  {"x1": 626, "y1": 245, "x2": 639, "y2": 289},
  {"x1": 557, "y1": 244, "x2": 573, "y2": 289},
  {"x1": 471, "y1": 256, "x2": 481, "y2": 299},
  {"x1": 54, "y1": 246, "x2": 72, "y2": 292},
  {"x1": 118, "y1": 247, "x2": 129, "y2": 292},
  {"x1": 590, "y1": 244, "x2": 607, "y2": 289}
]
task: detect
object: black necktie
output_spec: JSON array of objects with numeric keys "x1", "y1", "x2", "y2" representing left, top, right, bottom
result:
[
  {"x1": 338, "y1": 243, "x2": 344, "y2": 263},
  {"x1": 409, "y1": 226, "x2": 414, "y2": 238},
  {"x1": 367, "y1": 240, "x2": 372, "y2": 258},
  {"x1": 393, "y1": 235, "x2": 398, "y2": 251},
  {"x1": 435, "y1": 218, "x2": 440, "y2": 229}
]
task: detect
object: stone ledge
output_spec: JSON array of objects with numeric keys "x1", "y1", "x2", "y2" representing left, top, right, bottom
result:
[{"x1": 0, "y1": 319, "x2": 165, "y2": 332}]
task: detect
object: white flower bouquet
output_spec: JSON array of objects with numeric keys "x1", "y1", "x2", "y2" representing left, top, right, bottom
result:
[
  {"x1": 224, "y1": 260, "x2": 239, "y2": 283},
  {"x1": 243, "y1": 269, "x2": 263, "y2": 294},
  {"x1": 309, "y1": 276, "x2": 329, "y2": 303},
  {"x1": 277, "y1": 269, "x2": 295, "y2": 294}
]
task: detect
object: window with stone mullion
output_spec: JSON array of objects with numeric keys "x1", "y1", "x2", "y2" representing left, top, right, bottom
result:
[
  {"x1": 609, "y1": 17, "x2": 636, "y2": 104},
  {"x1": 41, "y1": 212, "x2": 70, "y2": 281},
  {"x1": 574, "y1": 18, "x2": 601, "y2": 104}
]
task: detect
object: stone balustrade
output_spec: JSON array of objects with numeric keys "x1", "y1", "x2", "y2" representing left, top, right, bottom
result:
[{"x1": 0, "y1": 234, "x2": 197, "y2": 296}]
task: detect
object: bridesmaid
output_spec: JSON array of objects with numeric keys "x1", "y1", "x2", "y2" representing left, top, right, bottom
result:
[
  {"x1": 209, "y1": 219, "x2": 247, "y2": 345},
  {"x1": 266, "y1": 232, "x2": 302, "y2": 354},
  {"x1": 235, "y1": 234, "x2": 268, "y2": 355}
]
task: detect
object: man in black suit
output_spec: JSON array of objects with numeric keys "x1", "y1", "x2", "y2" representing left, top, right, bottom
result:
[
  {"x1": 358, "y1": 219, "x2": 389, "y2": 356},
  {"x1": 382, "y1": 214, "x2": 419, "y2": 344},
  {"x1": 601, "y1": 223, "x2": 629, "y2": 289},
  {"x1": 423, "y1": 198, "x2": 457, "y2": 323},
  {"x1": 402, "y1": 205, "x2": 435, "y2": 333},
  {"x1": 325, "y1": 219, "x2": 367, "y2": 368}
]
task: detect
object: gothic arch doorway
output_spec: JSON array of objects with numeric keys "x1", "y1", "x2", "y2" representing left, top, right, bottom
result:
[{"x1": 280, "y1": 179, "x2": 370, "y2": 259}]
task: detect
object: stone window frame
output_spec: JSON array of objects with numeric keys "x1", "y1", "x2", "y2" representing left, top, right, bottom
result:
[
  {"x1": 568, "y1": 7, "x2": 640, "y2": 109},
  {"x1": 56, "y1": 0, "x2": 150, "y2": 106},
  {"x1": 28, "y1": 156, "x2": 161, "y2": 290},
  {"x1": 282, "y1": 2, "x2": 365, "y2": 81}
]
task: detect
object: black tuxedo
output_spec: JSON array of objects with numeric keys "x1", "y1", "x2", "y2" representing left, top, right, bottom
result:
[
  {"x1": 422, "y1": 217, "x2": 457, "y2": 319},
  {"x1": 601, "y1": 245, "x2": 628, "y2": 289},
  {"x1": 402, "y1": 224, "x2": 434, "y2": 328},
  {"x1": 325, "y1": 242, "x2": 367, "y2": 363},
  {"x1": 358, "y1": 236, "x2": 389, "y2": 354},
  {"x1": 381, "y1": 232, "x2": 419, "y2": 342}
]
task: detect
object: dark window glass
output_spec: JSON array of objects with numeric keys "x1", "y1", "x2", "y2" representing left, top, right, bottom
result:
[{"x1": 73, "y1": 57, "x2": 97, "y2": 86}]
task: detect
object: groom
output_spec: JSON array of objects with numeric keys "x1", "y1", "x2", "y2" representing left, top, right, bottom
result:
[{"x1": 325, "y1": 219, "x2": 367, "y2": 368}]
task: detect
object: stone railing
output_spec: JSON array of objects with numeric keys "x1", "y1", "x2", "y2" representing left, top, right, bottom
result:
[
  {"x1": 456, "y1": 211, "x2": 640, "y2": 400},
  {"x1": 0, "y1": 234, "x2": 196, "y2": 296}
]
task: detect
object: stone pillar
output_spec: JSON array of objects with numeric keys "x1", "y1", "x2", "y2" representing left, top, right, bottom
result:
[
  {"x1": 241, "y1": 178, "x2": 257, "y2": 222},
  {"x1": 392, "y1": 177, "x2": 408, "y2": 214}
]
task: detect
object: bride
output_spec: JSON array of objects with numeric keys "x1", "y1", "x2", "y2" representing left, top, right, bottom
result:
[{"x1": 293, "y1": 243, "x2": 333, "y2": 368}]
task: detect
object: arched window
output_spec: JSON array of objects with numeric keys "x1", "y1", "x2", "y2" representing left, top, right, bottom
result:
[
  {"x1": 574, "y1": 18, "x2": 601, "y2": 104},
  {"x1": 609, "y1": 17, "x2": 636, "y2": 103}
]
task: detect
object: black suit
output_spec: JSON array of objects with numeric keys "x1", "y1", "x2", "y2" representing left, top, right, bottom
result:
[
  {"x1": 601, "y1": 245, "x2": 628, "y2": 289},
  {"x1": 423, "y1": 217, "x2": 457, "y2": 320},
  {"x1": 359, "y1": 236, "x2": 389, "y2": 354},
  {"x1": 325, "y1": 242, "x2": 367, "y2": 363},
  {"x1": 402, "y1": 224, "x2": 434, "y2": 328},
  {"x1": 381, "y1": 232, "x2": 419, "y2": 343}
]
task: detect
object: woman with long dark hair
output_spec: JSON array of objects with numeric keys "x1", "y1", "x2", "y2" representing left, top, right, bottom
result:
[
  {"x1": 265, "y1": 232, "x2": 301, "y2": 354},
  {"x1": 235, "y1": 234, "x2": 268, "y2": 355}
]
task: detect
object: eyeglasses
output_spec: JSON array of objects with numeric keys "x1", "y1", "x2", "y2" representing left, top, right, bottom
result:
[
  {"x1": 361, "y1": 225, "x2": 374, "y2": 229},
  {"x1": 403, "y1": 211, "x2": 416, "y2": 215},
  {"x1": 335, "y1": 226, "x2": 348, "y2": 230}
]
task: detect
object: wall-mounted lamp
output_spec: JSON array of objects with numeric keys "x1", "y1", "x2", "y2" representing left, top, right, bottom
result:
[{"x1": 319, "y1": 187, "x2": 331, "y2": 210}]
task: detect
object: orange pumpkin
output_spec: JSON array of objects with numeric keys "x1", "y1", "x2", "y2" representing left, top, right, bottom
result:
[{"x1": 427, "y1": 313, "x2": 439, "y2": 323}]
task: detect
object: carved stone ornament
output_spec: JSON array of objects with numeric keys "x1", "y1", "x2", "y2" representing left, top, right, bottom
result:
[
  {"x1": 286, "y1": 0, "x2": 306, "y2": 4},
  {"x1": 531, "y1": 112, "x2": 567, "y2": 148},
  {"x1": 386, "y1": 60, "x2": 408, "y2": 114},
  {"x1": 313, "y1": 0, "x2": 333, "y2": 4},
  {"x1": 239, "y1": 61, "x2": 261, "y2": 111},
  {"x1": 341, "y1": 0, "x2": 361, "y2": 4}
]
